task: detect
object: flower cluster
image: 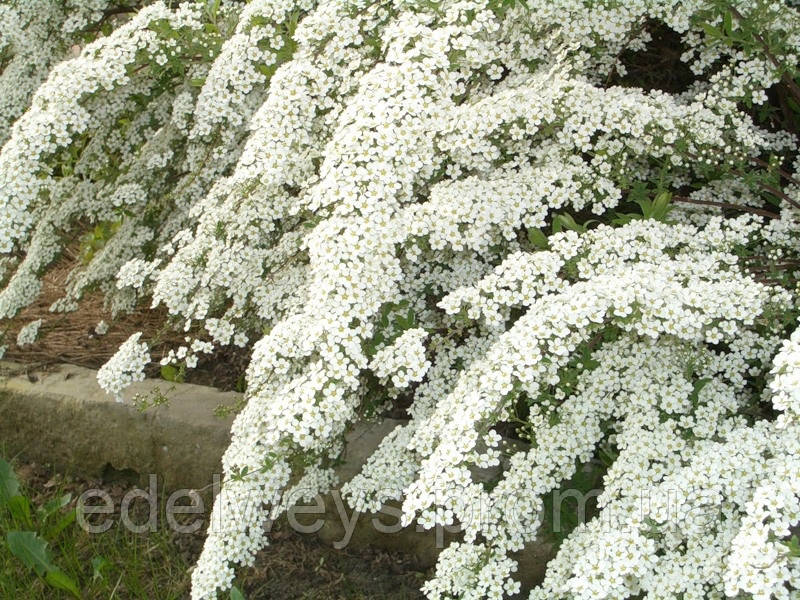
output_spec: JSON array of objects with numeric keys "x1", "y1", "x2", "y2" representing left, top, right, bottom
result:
[
  {"x1": 369, "y1": 327, "x2": 431, "y2": 389},
  {"x1": 94, "y1": 320, "x2": 109, "y2": 336},
  {"x1": 1, "y1": 1, "x2": 800, "y2": 599},
  {"x1": 0, "y1": 0, "x2": 123, "y2": 146},
  {"x1": 15, "y1": 319, "x2": 42, "y2": 347},
  {"x1": 96, "y1": 332, "x2": 151, "y2": 401}
]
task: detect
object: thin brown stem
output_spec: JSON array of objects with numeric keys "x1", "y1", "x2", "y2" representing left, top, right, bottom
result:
[
  {"x1": 759, "y1": 182, "x2": 800, "y2": 211},
  {"x1": 672, "y1": 196, "x2": 780, "y2": 219},
  {"x1": 681, "y1": 149, "x2": 800, "y2": 211},
  {"x1": 728, "y1": 5, "x2": 800, "y2": 106},
  {"x1": 749, "y1": 157, "x2": 800, "y2": 188},
  {"x1": 82, "y1": 5, "x2": 141, "y2": 34},
  {"x1": 102, "y1": 5, "x2": 139, "y2": 19},
  {"x1": 747, "y1": 261, "x2": 800, "y2": 272}
]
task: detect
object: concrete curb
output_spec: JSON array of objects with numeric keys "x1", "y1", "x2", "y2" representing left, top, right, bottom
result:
[
  {"x1": 0, "y1": 361, "x2": 553, "y2": 582},
  {"x1": 0, "y1": 361, "x2": 235, "y2": 491}
]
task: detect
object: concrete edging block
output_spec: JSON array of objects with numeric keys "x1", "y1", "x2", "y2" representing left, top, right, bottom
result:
[{"x1": 0, "y1": 360, "x2": 553, "y2": 582}]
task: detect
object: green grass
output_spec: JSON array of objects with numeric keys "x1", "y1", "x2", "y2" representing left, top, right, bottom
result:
[
  {"x1": 0, "y1": 454, "x2": 429, "y2": 600},
  {"x1": 0, "y1": 456, "x2": 193, "y2": 600},
  {"x1": 0, "y1": 525, "x2": 191, "y2": 599}
]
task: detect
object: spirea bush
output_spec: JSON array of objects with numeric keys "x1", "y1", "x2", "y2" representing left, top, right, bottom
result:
[{"x1": 2, "y1": 0, "x2": 800, "y2": 598}]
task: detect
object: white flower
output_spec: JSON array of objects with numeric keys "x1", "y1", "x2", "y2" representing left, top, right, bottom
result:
[
  {"x1": 16, "y1": 319, "x2": 43, "y2": 347},
  {"x1": 97, "y1": 332, "x2": 150, "y2": 402},
  {"x1": 369, "y1": 328, "x2": 430, "y2": 389}
]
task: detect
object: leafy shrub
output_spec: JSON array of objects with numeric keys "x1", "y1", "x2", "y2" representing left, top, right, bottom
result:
[{"x1": 1, "y1": 1, "x2": 800, "y2": 599}]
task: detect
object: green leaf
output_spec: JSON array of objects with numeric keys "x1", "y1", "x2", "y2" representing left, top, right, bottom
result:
[
  {"x1": 231, "y1": 585, "x2": 246, "y2": 600},
  {"x1": 527, "y1": 228, "x2": 549, "y2": 249},
  {"x1": 699, "y1": 22, "x2": 722, "y2": 40},
  {"x1": 46, "y1": 509, "x2": 76, "y2": 539},
  {"x1": 651, "y1": 191, "x2": 672, "y2": 220},
  {"x1": 634, "y1": 196, "x2": 653, "y2": 218},
  {"x1": 787, "y1": 95, "x2": 800, "y2": 115},
  {"x1": 722, "y1": 11, "x2": 732, "y2": 36},
  {"x1": 205, "y1": 0, "x2": 221, "y2": 22},
  {"x1": 689, "y1": 378, "x2": 712, "y2": 407},
  {"x1": 782, "y1": 535, "x2": 800, "y2": 557},
  {"x1": 0, "y1": 458, "x2": 21, "y2": 507},
  {"x1": 7, "y1": 495, "x2": 32, "y2": 527},
  {"x1": 45, "y1": 569, "x2": 81, "y2": 598},
  {"x1": 235, "y1": 374, "x2": 247, "y2": 394},
  {"x1": 553, "y1": 213, "x2": 584, "y2": 233},
  {"x1": 231, "y1": 465, "x2": 250, "y2": 482},
  {"x1": 91, "y1": 555, "x2": 111, "y2": 582},
  {"x1": 39, "y1": 493, "x2": 72, "y2": 522},
  {"x1": 628, "y1": 181, "x2": 649, "y2": 205},
  {"x1": 160, "y1": 365, "x2": 179, "y2": 382},
  {"x1": 256, "y1": 63, "x2": 276, "y2": 78},
  {"x1": 6, "y1": 531, "x2": 55, "y2": 576},
  {"x1": 394, "y1": 309, "x2": 416, "y2": 330},
  {"x1": 612, "y1": 212, "x2": 640, "y2": 225}
]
